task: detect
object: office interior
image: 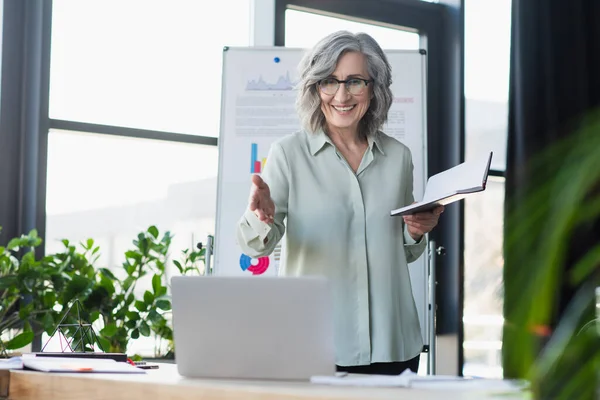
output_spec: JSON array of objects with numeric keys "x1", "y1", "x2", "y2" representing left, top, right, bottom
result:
[{"x1": 0, "y1": 0, "x2": 598, "y2": 385}]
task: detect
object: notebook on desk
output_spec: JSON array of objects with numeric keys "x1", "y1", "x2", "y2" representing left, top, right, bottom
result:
[{"x1": 171, "y1": 276, "x2": 336, "y2": 381}]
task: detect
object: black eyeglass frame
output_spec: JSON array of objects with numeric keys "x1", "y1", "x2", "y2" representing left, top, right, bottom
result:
[{"x1": 317, "y1": 77, "x2": 373, "y2": 95}]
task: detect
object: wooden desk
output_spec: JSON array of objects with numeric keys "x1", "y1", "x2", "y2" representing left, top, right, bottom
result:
[{"x1": 4, "y1": 364, "x2": 527, "y2": 400}]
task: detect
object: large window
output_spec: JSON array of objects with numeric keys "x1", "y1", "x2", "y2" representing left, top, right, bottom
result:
[
  {"x1": 45, "y1": 130, "x2": 219, "y2": 258},
  {"x1": 284, "y1": 9, "x2": 420, "y2": 49},
  {"x1": 463, "y1": 0, "x2": 511, "y2": 378},
  {"x1": 45, "y1": 0, "x2": 251, "y2": 356},
  {"x1": 49, "y1": 0, "x2": 250, "y2": 137}
]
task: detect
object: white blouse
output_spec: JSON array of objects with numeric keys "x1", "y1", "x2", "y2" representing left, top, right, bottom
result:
[{"x1": 236, "y1": 129, "x2": 427, "y2": 366}]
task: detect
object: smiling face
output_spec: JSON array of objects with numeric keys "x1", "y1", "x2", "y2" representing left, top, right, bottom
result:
[{"x1": 319, "y1": 51, "x2": 371, "y2": 136}]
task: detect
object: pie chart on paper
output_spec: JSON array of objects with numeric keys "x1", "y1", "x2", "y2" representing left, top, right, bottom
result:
[{"x1": 239, "y1": 254, "x2": 270, "y2": 275}]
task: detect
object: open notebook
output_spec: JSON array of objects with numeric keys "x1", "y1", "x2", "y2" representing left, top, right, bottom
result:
[{"x1": 391, "y1": 151, "x2": 493, "y2": 217}]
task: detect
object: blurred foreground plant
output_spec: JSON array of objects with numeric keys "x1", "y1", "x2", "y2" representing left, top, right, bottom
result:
[{"x1": 503, "y1": 111, "x2": 600, "y2": 399}]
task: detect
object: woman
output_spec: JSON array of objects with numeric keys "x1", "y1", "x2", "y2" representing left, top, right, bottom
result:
[{"x1": 236, "y1": 31, "x2": 443, "y2": 375}]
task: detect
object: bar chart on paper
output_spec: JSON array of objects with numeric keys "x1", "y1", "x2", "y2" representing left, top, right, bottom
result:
[{"x1": 250, "y1": 143, "x2": 267, "y2": 174}]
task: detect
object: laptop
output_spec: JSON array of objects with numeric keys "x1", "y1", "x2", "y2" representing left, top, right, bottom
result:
[{"x1": 171, "y1": 275, "x2": 336, "y2": 380}]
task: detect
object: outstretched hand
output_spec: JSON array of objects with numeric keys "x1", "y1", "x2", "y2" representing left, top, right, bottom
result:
[
  {"x1": 403, "y1": 206, "x2": 444, "y2": 241},
  {"x1": 249, "y1": 174, "x2": 275, "y2": 224}
]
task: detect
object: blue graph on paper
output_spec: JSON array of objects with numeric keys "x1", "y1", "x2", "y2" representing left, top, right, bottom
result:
[{"x1": 245, "y1": 72, "x2": 296, "y2": 91}]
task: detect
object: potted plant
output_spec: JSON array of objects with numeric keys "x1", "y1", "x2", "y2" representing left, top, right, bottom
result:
[
  {"x1": 0, "y1": 224, "x2": 207, "y2": 361},
  {"x1": 73, "y1": 226, "x2": 174, "y2": 357},
  {"x1": 0, "y1": 228, "x2": 94, "y2": 354}
]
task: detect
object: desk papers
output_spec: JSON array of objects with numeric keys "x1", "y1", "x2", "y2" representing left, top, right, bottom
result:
[
  {"x1": 311, "y1": 370, "x2": 462, "y2": 387},
  {"x1": 311, "y1": 370, "x2": 526, "y2": 392},
  {"x1": 21, "y1": 356, "x2": 145, "y2": 374}
]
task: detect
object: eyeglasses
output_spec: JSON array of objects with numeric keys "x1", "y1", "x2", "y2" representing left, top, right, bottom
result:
[{"x1": 317, "y1": 77, "x2": 372, "y2": 96}]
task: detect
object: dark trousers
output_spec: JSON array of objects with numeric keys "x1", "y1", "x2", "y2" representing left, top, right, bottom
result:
[{"x1": 336, "y1": 354, "x2": 420, "y2": 375}]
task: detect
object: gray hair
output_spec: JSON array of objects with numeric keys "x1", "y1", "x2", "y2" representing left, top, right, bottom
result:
[{"x1": 295, "y1": 31, "x2": 393, "y2": 139}]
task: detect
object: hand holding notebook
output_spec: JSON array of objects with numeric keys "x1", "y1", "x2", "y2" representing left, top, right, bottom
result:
[{"x1": 391, "y1": 151, "x2": 493, "y2": 217}]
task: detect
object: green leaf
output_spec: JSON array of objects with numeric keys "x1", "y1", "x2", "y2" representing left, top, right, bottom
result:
[
  {"x1": 152, "y1": 274, "x2": 162, "y2": 294},
  {"x1": 122, "y1": 276, "x2": 135, "y2": 291},
  {"x1": 148, "y1": 226, "x2": 159, "y2": 239},
  {"x1": 96, "y1": 336, "x2": 110, "y2": 352},
  {"x1": 173, "y1": 260, "x2": 183, "y2": 274},
  {"x1": 134, "y1": 300, "x2": 146, "y2": 312},
  {"x1": 4, "y1": 331, "x2": 34, "y2": 350},
  {"x1": 137, "y1": 237, "x2": 149, "y2": 255},
  {"x1": 7, "y1": 238, "x2": 21, "y2": 251},
  {"x1": 154, "y1": 259, "x2": 166, "y2": 271},
  {"x1": 124, "y1": 251, "x2": 141, "y2": 262},
  {"x1": 138, "y1": 321, "x2": 150, "y2": 337},
  {"x1": 86, "y1": 238, "x2": 94, "y2": 249},
  {"x1": 89, "y1": 311, "x2": 101, "y2": 323},
  {"x1": 42, "y1": 291, "x2": 57, "y2": 309},
  {"x1": 126, "y1": 311, "x2": 140, "y2": 321},
  {"x1": 99, "y1": 275, "x2": 115, "y2": 295},
  {"x1": 157, "y1": 287, "x2": 167, "y2": 297},
  {"x1": 568, "y1": 243, "x2": 600, "y2": 285},
  {"x1": 157, "y1": 325, "x2": 173, "y2": 341},
  {"x1": 43, "y1": 312, "x2": 55, "y2": 333},
  {"x1": 125, "y1": 263, "x2": 136, "y2": 276},
  {"x1": 0, "y1": 275, "x2": 18, "y2": 290},
  {"x1": 143, "y1": 290, "x2": 154, "y2": 304},
  {"x1": 100, "y1": 323, "x2": 118, "y2": 337},
  {"x1": 63, "y1": 275, "x2": 93, "y2": 304},
  {"x1": 155, "y1": 299, "x2": 171, "y2": 311},
  {"x1": 99, "y1": 268, "x2": 116, "y2": 281},
  {"x1": 131, "y1": 328, "x2": 140, "y2": 339},
  {"x1": 147, "y1": 309, "x2": 163, "y2": 324},
  {"x1": 18, "y1": 302, "x2": 34, "y2": 320}
]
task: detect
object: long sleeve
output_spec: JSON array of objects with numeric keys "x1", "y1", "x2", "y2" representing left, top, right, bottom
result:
[
  {"x1": 235, "y1": 142, "x2": 289, "y2": 258},
  {"x1": 402, "y1": 151, "x2": 427, "y2": 263},
  {"x1": 403, "y1": 225, "x2": 426, "y2": 263}
]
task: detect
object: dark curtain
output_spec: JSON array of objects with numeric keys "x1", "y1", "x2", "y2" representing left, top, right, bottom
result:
[{"x1": 504, "y1": 0, "x2": 600, "y2": 383}]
